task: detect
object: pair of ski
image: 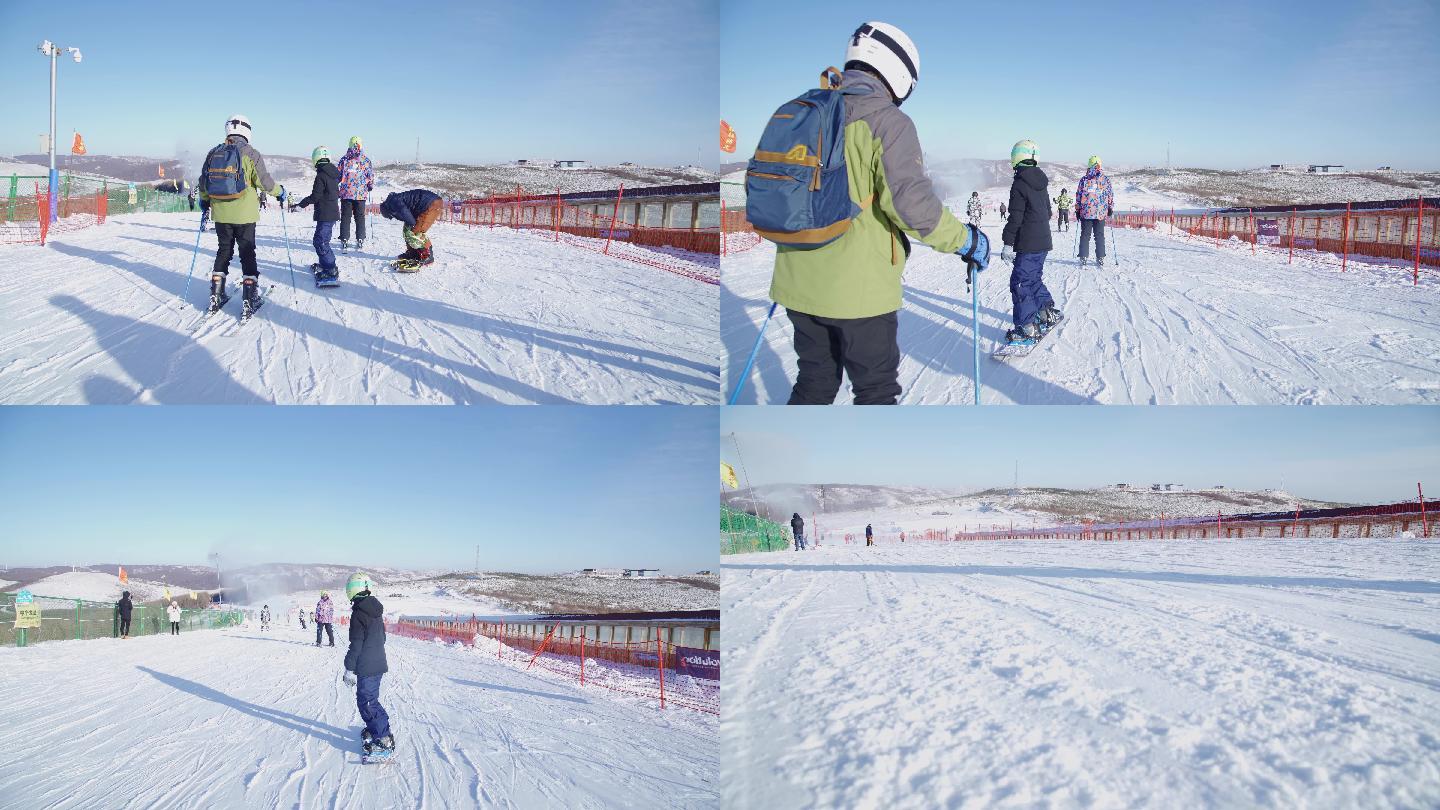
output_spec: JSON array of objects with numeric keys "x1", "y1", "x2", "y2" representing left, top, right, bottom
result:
[{"x1": 201, "y1": 284, "x2": 273, "y2": 329}]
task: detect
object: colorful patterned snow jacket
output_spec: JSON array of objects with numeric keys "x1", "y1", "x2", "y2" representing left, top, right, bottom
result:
[
  {"x1": 337, "y1": 146, "x2": 374, "y2": 201},
  {"x1": 315, "y1": 595, "x2": 334, "y2": 624},
  {"x1": 1074, "y1": 166, "x2": 1113, "y2": 221}
]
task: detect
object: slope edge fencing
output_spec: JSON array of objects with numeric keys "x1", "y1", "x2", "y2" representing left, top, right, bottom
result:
[
  {"x1": 1, "y1": 174, "x2": 193, "y2": 246},
  {"x1": 721, "y1": 504, "x2": 793, "y2": 554},
  {"x1": 0, "y1": 591, "x2": 243, "y2": 647}
]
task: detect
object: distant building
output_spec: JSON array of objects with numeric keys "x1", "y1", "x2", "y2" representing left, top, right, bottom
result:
[
  {"x1": 553, "y1": 159, "x2": 587, "y2": 169},
  {"x1": 695, "y1": 570, "x2": 713, "y2": 576},
  {"x1": 580, "y1": 568, "x2": 596, "y2": 573},
  {"x1": 1307, "y1": 164, "x2": 1343, "y2": 173},
  {"x1": 1376, "y1": 166, "x2": 1393, "y2": 171},
  {"x1": 1114, "y1": 483, "x2": 1130, "y2": 489},
  {"x1": 622, "y1": 568, "x2": 659, "y2": 578}
]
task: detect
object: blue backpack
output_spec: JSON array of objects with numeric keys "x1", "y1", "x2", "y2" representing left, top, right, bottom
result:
[
  {"x1": 745, "y1": 68, "x2": 867, "y2": 249},
  {"x1": 204, "y1": 141, "x2": 248, "y2": 200}
]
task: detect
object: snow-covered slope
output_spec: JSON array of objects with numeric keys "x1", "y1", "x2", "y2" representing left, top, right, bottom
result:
[
  {"x1": 722, "y1": 539, "x2": 1440, "y2": 809},
  {"x1": 722, "y1": 197, "x2": 1440, "y2": 404},
  {"x1": 12, "y1": 571, "x2": 172, "y2": 603},
  {"x1": 1120, "y1": 167, "x2": 1440, "y2": 208},
  {"x1": 0, "y1": 623, "x2": 717, "y2": 808},
  {"x1": 377, "y1": 572, "x2": 722, "y2": 617},
  {"x1": 0, "y1": 209, "x2": 719, "y2": 404},
  {"x1": 270, "y1": 159, "x2": 715, "y2": 199}
]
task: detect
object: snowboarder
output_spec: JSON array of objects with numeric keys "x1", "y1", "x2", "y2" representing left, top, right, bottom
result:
[
  {"x1": 167, "y1": 601, "x2": 181, "y2": 635},
  {"x1": 766, "y1": 22, "x2": 988, "y2": 405},
  {"x1": 966, "y1": 192, "x2": 984, "y2": 227},
  {"x1": 298, "y1": 607, "x2": 308, "y2": 630},
  {"x1": 294, "y1": 146, "x2": 342, "y2": 287},
  {"x1": 315, "y1": 591, "x2": 336, "y2": 647},
  {"x1": 999, "y1": 139, "x2": 1060, "y2": 349},
  {"x1": 865, "y1": 523, "x2": 874, "y2": 547},
  {"x1": 116, "y1": 591, "x2": 133, "y2": 639},
  {"x1": 1053, "y1": 188, "x2": 1072, "y2": 232},
  {"x1": 197, "y1": 114, "x2": 287, "y2": 318},
  {"x1": 791, "y1": 513, "x2": 806, "y2": 550},
  {"x1": 337, "y1": 136, "x2": 374, "y2": 252},
  {"x1": 379, "y1": 189, "x2": 444, "y2": 271},
  {"x1": 260, "y1": 604, "x2": 271, "y2": 632},
  {"x1": 1075, "y1": 155, "x2": 1114, "y2": 266},
  {"x1": 342, "y1": 572, "x2": 395, "y2": 760}
]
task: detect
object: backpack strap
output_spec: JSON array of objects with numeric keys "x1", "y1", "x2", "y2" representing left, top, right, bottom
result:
[{"x1": 820, "y1": 66, "x2": 843, "y2": 90}]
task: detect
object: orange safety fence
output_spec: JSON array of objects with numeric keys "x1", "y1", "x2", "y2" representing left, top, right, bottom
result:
[
  {"x1": 386, "y1": 618, "x2": 719, "y2": 715},
  {"x1": 1108, "y1": 196, "x2": 1438, "y2": 286},
  {"x1": 0, "y1": 184, "x2": 107, "y2": 246},
  {"x1": 721, "y1": 201, "x2": 762, "y2": 256}
]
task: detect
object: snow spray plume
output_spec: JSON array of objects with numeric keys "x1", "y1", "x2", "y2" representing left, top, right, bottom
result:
[{"x1": 926, "y1": 158, "x2": 1010, "y2": 203}]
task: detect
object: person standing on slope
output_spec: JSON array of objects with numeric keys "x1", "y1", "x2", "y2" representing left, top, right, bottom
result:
[
  {"x1": 315, "y1": 591, "x2": 336, "y2": 647},
  {"x1": 342, "y1": 572, "x2": 395, "y2": 759},
  {"x1": 260, "y1": 604, "x2": 271, "y2": 632},
  {"x1": 298, "y1": 605, "x2": 308, "y2": 630},
  {"x1": 1074, "y1": 155, "x2": 1113, "y2": 266},
  {"x1": 791, "y1": 513, "x2": 806, "y2": 550},
  {"x1": 379, "y1": 189, "x2": 444, "y2": 270},
  {"x1": 765, "y1": 22, "x2": 988, "y2": 405},
  {"x1": 116, "y1": 591, "x2": 133, "y2": 639},
  {"x1": 197, "y1": 114, "x2": 287, "y2": 317},
  {"x1": 337, "y1": 136, "x2": 374, "y2": 252},
  {"x1": 865, "y1": 523, "x2": 874, "y2": 547},
  {"x1": 967, "y1": 192, "x2": 984, "y2": 227},
  {"x1": 293, "y1": 146, "x2": 342, "y2": 286},
  {"x1": 1000, "y1": 202, "x2": 1008, "y2": 220},
  {"x1": 167, "y1": 601, "x2": 181, "y2": 635},
  {"x1": 999, "y1": 139, "x2": 1060, "y2": 348},
  {"x1": 1053, "y1": 188, "x2": 1072, "y2": 232}
]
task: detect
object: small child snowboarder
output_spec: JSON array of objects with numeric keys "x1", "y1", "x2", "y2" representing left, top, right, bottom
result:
[
  {"x1": 1053, "y1": 188, "x2": 1072, "y2": 232},
  {"x1": 999, "y1": 139, "x2": 1061, "y2": 348},
  {"x1": 379, "y1": 189, "x2": 444, "y2": 271},
  {"x1": 342, "y1": 572, "x2": 395, "y2": 759},
  {"x1": 966, "y1": 192, "x2": 984, "y2": 227},
  {"x1": 168, "y1": 601, "x2": 181, "y2": 635},
  {"x1": 294, "y1": 146, "x2": 342, "y2": 287},
  {"x1": 260, "y1": 604, "x2": 271, "y2": 632},
  {"x1": 315, "y1": 591, "x2": 336, "y2": 647},
  {"x1": 299, "y1": 608, "x2": 308, "y2": 630}
]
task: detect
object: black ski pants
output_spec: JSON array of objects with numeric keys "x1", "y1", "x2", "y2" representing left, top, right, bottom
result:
[
  {"x1": 340, "y1": 199, "x2": 367, "y2": 241},
  {"x1": 317, "y1": 622, "x2": 335, "y2": 646},
  {"x1": 786, "y1": 309, "x2": 901, "y2": 405},
  {"x1": 170, "y1": 621, "x2": 179, "y2": 635},
  {"x1": 213, "y1": 222, "x2": 259, "y2": 278},
  {"x1": 1080, "y1": 219, "x2": 1107, "y2": 259},
  {"x1": 119, "y1": 616, "x2": 131, "y2": 636}
]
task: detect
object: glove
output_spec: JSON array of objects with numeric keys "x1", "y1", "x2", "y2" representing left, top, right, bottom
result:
[
  {"x1": 199, "y1": 200, "x2": 210, "y2": 214},
  {"x1": 343, "y1": 671, "x2": 357, "y2": 687},
  {"x1": 1107, "y1": 207, "x2": 1114, "y2": 217},
  {"x1": 1000, "y1": 245, "x2": 1013, "y2": 263},
  {"x1": 958, "y1": 226, "x2": 990, "y2": 272},
  {"x1": 277, "y1": 185, "x2": 287, "y2": 203}
]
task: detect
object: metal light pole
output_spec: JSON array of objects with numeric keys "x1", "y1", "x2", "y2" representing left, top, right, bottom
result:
[{"x1": 37, "y1": 40, "x2": 82, "y2": 224}]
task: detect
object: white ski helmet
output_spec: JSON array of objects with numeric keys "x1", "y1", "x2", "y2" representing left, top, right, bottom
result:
[
  {"x1": 225, "y1": 114, "x2": 253, "y2": 140},
  {"x1": 845, "y1": 22, "x2": 919, "y2": 103}
]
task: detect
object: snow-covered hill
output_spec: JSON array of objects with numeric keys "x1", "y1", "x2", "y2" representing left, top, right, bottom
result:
[
  {"x1": 1120, "y1": 167, "x2": 1440, "y2": 208},
  {"x1": 259, "y1": 158, "x2": 714, "y2": 199},
  {"x1": 372, "y1": 571, "x2": 722, "y2": 617},
  {"x1": 7, "y1": 571, "x2": 172, "y2": 603},
  {"x1": 0, "y1": 209, "x2": 719, "y2": 404}
]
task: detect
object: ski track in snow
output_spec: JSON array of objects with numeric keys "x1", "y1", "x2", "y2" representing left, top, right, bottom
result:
[
  {"x1": 721, "y1": 205, "x2": 1440, "y2": 405},
  {"x1": 0, "y1": 624, "x2": 717, "y2": 809},
  {"x1": 721, "y1": 540, "x2": 1440, "y2": 809},
  {"x1": 0, "y1": 210, "x2": 718, "y2": 404}
]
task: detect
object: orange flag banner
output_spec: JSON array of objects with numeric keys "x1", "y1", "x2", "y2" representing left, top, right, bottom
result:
[
  {"x1": 158, "y1": 165, "x2": 165, "y2": 178},
  {"x1": 118, "y1": 566, "x2": 128, "y2": 584},
  {"x1": 71, "y1": 132, "x2": 86, "y2": 155},
  {"x1": 720, "y1": 120, "x2": 737, "y2": 154}
]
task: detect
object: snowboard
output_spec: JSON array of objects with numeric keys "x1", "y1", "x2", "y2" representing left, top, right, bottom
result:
[{"x1": 992, "y1": 314, "x2": 1064, "y2": 360}]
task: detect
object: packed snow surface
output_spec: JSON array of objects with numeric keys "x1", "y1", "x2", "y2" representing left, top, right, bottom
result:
[
  {"x1": 0, "y1": 210, "x2": 718, "y2": 404},
  {"x1": 722, "y1": 539, "x2": 1440, "y2": 809},
  {"x1": 11, "y1": 571, "x2": 170, "y2": 603},
  {"x1": 0, "y1": 622, "x2": 717, "y2": 808},
  {"x1": 723, "y1": 196, "x2": 1440, "y2": 404}
]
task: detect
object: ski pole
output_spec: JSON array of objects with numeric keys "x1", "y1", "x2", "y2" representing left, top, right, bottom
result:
[
  {"x1": 728, "y1": 301, "x2": 777, "y2": 405},
  {"x1": 278, "y1": 191, "x2": 297, "y2": 294},
  {"x1": 179, "y1": 211, "x2": 207, "y2": 309},
  {"x1": 969, "y1": 263, "x2": 981, "y2": 406}
]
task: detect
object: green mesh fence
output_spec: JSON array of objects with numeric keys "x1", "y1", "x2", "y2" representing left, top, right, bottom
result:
[
  {"x1": 721, "y1": 503, "x2": 792, "y2": 555},
  {"x1": 1, "y1": 172, "x2": 193, "y2": 225},
  {"x1": 0, "y1": 592, "x2": 243, "y2": 647}
]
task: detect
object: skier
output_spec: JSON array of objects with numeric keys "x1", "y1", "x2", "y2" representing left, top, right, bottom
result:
[
  {"x1": 197, "y1": 114, "x2": 287, "y2": 318},
  {"x1": 765, "y1": 22, "x2": 988, "y2": 405},
  {"x1": 966, "y1": 192, "x2": 984, "y2": 227},
  {"x1": 342, "y1": 572, "x2": 395, "y2": 760},
  {"x1": 116, "y1": 591, "x2": 133, "y2": 639},
  {"x1": 293, "y1": 146, "x2": 341, "y2": 287},
  {"x1": 1074, "y1": 155, "x2": 1114, "y2": 266},
  {"x1": 379, "y1": 189, "x2": 444, "y2": 271},
  {"x1": 337, "y1": 136, "x2": 374, "y2": 252},
  {"x1": 315, "y1": 591, "x2": 336, "y2": 647},
  {"x1": 999, "y1": 139, "x2": 1060, "y2": 348},
  {"x1": 1053, "y1": 189, "x2": 1072, "y2": 232},
  {"x1": 167, "y1": 601, "x2": 181, "y2": 635},
  {"x1": 865, "y1": 523, "x2": 874, "y2": 547},
  {"x1": 260, "y1": 604, "x2": 271, "y2": 632},
  {"x1": 299, "y1": 607, "x2": 308, "y2": 630},
  {"x1": 791, "y1": 513, "x2": 806, "y2": 550},
  {"x1": 1000, "y1": 202, "x2": 1008, "y2": 219}
]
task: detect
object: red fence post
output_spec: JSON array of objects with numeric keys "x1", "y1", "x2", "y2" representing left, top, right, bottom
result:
[
  {"x1": 527, "y1": 622, "x2": 560, "y2": 670},
  {"x1": 554, "y1": 188, "x2": 561, "y2": 242},
  {"x1": 1416, "y1": 197, "x2": 1425, "y2": 286},
  {"x1": 1342, "y1": 201, "x2": 1351, "y2": 273},
  {"x1": 1288, "y1": 207, "x2": 1296, "y2": 264},
  {"x1": 1217, "y1": 510, "x2": 1222, "y2": 538},
  {"x1": 604, "y1": 184, "x2": 625, "y2": 255},
  {"x1": 1248, "y1": 208, "x2": 1255, "y2": 255},
  {"x1": 720, "y1": 199, "x2": 727, "y2": 258},
  {"x1": 579, "y1": 627, "x2": 586, "y2": 686},
  {"x1": 498, "y1": 622, "x2": 505, "y2": 658},
  {"x1": 655, "y1": 636, "x2": 666, "y2": 710},
  {"x1": 1421, "y1": 482, "x2": 1430, "y2": 538}
]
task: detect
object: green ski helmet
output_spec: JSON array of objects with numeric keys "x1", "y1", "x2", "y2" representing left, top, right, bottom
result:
[
  {"x1": 311, "y1": 145, "x2": 331, "y2": 166},
  {"x1": 1088, "y1": 154, "x2": 1102, "y2": 168},
  {"x1": 345, "y1": 571, "x2": 373, "y2": 601},
  {"x1": 349, "y1": 135, "x2": 363, "y2": 150},
  {"x1": 1010, "y1": 139, "x2": 1039, "y2": 168}
]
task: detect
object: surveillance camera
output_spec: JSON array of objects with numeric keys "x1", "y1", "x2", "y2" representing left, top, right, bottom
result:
[
  {"x1": 39, "y1": 40, "x2": 55, "y2": 55},
  {"x1": 70, "y1": 49, "x2": 83, "y2": 63}
]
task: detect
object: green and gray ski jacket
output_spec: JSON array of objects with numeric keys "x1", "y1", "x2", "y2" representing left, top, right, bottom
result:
[{"x1": 198, "y1": 136, "x2": 283, "y2": 225}]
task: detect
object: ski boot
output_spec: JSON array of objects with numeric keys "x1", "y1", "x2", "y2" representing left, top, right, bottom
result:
[
  {"x1": 1078, "y1": 257, "x2": 1089, "y2": 267},
  {"x1": 207, "y1": 274, "x2": 230, "y2": 314},
  {"x1": 355, "y1": 238, "x2": 365, "y2": 253},
  {"x1": 1037, "y1": 305, "x2": 1064, "y2": 331},
  {"x1": 1004, "y1": 321, "x2": 1042, "y2": 347},
  {"x1": 241, "y1": 277, "x2": 264, "y2": 320},
  {"x1": 1097, "y1": 256, "x2": 1106, "y2": 267},
  {"x1": 362, "y1": 729, "x2": 374, "y2": 748},
  {"x1": 416, "y1": 245, "x2": 435, "y2": 267},
  {"x1": 315, "y1": 265, "x2": 340, "y2": 288},
  {"x1": 339, "y1": 239, "x2": 351, "y2": 253}
]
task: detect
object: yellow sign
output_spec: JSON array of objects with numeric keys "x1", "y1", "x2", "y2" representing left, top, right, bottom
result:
[
  {"x1": 15, "y1": 604, "x2": 41, "y2": 629},
  {"x1": 720, "y1": 461, "x2": 739, "y2": 490}
]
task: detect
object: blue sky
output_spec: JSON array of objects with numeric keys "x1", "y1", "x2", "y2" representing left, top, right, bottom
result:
[
  {"x1": 1, "y1": 0, "x2": 717, "y2": 168},
  {"x1": 721, "y1": 0, "x2": 1440, "y2": 170},
  {"x1": 0, "y1": 407, "x2": 718, "y2": 573},
  {"x1": 721, "y1": 407, "x2": 1440, "y2": 503}
]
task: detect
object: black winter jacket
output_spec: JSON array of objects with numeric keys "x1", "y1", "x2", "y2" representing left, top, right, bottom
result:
[
  {"x1": 298, "y1": 161, "x2": 340, "y2": 222},
  {"x1": 791, "y1": 514, "x2": 804, "y2": 534},
  {"x1": 1001, "y1": 164, "x2": 1055, "y2": 254},
  {"x1": 116, "y1": 595, "x2": 133, "y2": 619},
  {"x1": 344, "y1": 594, "x2": 388, "y2": 676},
  {"x1": 380, "y1": 189, "x2": 443, "y2": 228}
]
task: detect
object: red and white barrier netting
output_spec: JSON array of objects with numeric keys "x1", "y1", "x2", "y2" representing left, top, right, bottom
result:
[
  {"x1": 0, "y1": 185, "x2": 107, "y2": 246},
  {"x1": 1109, "y1": 196, "x2": 1439, "y2": 285},
  {"x1": 386, "y1": 619, "x2": 719, "y2": 715},
  {"x1": 720, "y1": 202, "x2": 762, "y2": 257}
]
